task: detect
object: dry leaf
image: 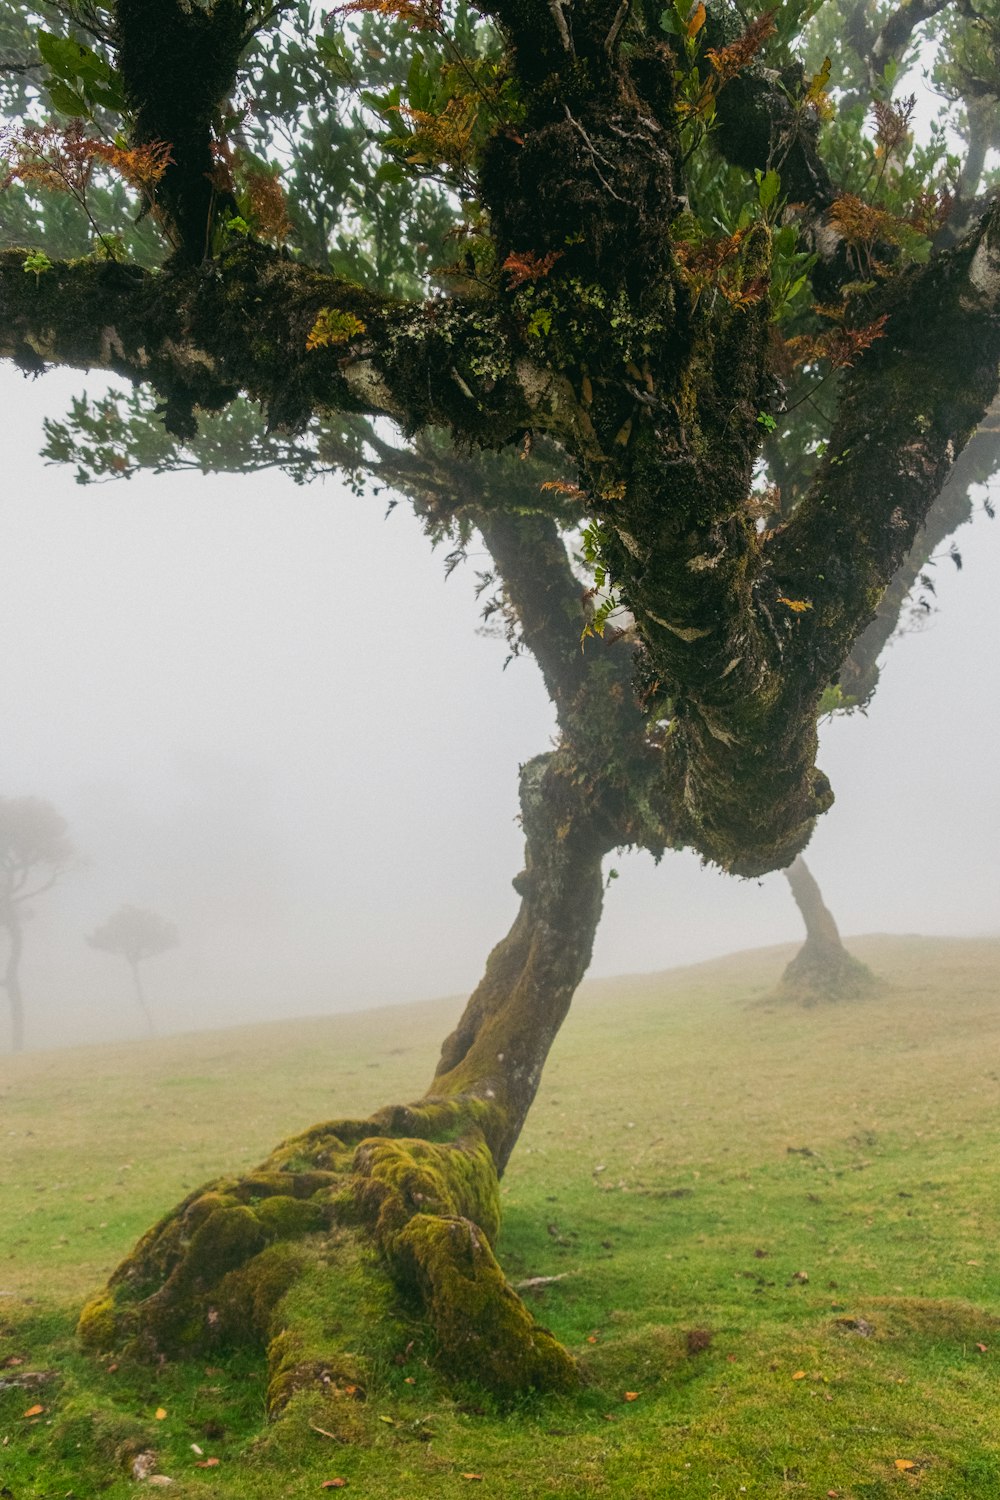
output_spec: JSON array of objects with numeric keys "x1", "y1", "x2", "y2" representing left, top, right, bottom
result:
[
  {"x1": 586, "y1": 1335, "x2": 598, "y2": 1344},
  {"x1": 623, "y1": 1391, "x2": 639, "y2": 1402},
  {"x1": 461, "y1": 1475, "x2": 484, "y2": 1482},
  {"x1": 976, "y1": 1342, "x2": 988, "y2": 1352},
  {"x1": 22, "y1": 1404, "x2": 44, "y2": 1417},
  {"x1": 894, "y1": 1459, "x2": 917, "y2": 1471},
  {"x1": 147, "y1": 1479, "x2": 174, "y2": 1488},
  {"x1": 687, "y1": 1, "x2": 706, "y2": 36},
  {"x1": 404, "y1": 1376, "x2": 416, "y2": 1384},
  {"x1": 196, "y1": 1458, "x2": 220, "y2": 1468},
  {"x1": 155, "y1": 1407, "x2": 168, "y2": 1420},
  {"x1": 320, "y1": 1481, "x2": 347, "y2": 1489},
  {"x1": 792, "y1": 1371, "x2": 807, "y2": 1380}
]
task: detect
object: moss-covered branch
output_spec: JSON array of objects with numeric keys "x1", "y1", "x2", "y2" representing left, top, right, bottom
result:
[{"x1": 0, "y1": 243, "x2": 571, "y2": 440}]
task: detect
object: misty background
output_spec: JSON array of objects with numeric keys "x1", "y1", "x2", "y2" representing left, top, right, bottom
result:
[{"x1": 1, "y1": 362, "x2": 997, "y2": 1051}]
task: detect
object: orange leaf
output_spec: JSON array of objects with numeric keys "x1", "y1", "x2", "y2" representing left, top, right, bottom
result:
[
  {"x1": 23, "y1": 1404, "x2": 44, "y2": 1417},
  {"x1": 321, "y1": 1481, "x2": 347, "y2": 1489},
  {"x1": 155, "y1": 1407, "x2": 168, "y2": 1420},
  {"x1": 687, "y1": 2, "x2": 706, "y2": 35},
  {"x1": 461, "y1": 1475, "x2": 484, "y2": 1482},
  {"x1": 894, "y1": 1459, "x2": 917, "y2": 1471},
  {"x1": 196, "y1": 1459, "x2": 220, "y2": 1468},
  {"x1": 623, "y1": 1391, "x2": 640, "y2": 1401},
  {"x1": 976, "y1": 1342, "x2": 988, "y2": 1352},
  {"x1": 792, "y1": 1371, "x2": 806, "y2": 1380},
  {"x1": 586, "y1": 1335, "x2": 598, "y2": 1344}
]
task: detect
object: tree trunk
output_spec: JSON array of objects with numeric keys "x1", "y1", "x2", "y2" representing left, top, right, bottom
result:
[
  {"x1": 779, "y1": 855, "x2": 878, "y2": 1004},
  {"x1": 129, "y1": 957, "x2": 155, "y2": 1037},
  {"x1": 79, "y1": 751, "x2": 617, "y2": 1405},
  {"x1": 3, "y1": 915, "x2": 25, "y2": 1054}
]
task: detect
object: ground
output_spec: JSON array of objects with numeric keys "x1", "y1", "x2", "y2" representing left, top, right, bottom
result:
[{"x1": 2, "y1": 934, "x2": 1000, "y2": 1497}]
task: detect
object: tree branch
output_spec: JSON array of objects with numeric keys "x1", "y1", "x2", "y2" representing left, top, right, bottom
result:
[{"x1": 0, "y1": 244, "x2": 576, "y2": 442}]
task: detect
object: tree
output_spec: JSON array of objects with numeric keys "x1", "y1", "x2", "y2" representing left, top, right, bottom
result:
[
  {"x1": 86, "y1": 903, "x2": 178, "y2": 1035},
  {"x1": 776, "y1": 398, "x2": 1000, "y2": 1000},
  {"x1": 0, "y1": 795, "x2": 75, "y2": 1053},
  {"x1": 2, "y1": 0, "x2": 999, "y2": 1415}
]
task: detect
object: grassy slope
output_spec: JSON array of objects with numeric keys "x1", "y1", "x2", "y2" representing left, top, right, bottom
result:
[{"x1": 2, "y1": 934, "x2": 999, "y2": 1498}]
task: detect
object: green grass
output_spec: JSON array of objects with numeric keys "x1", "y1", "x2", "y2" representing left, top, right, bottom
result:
[{"x1": 2, "y1": 933, "x2": 1000, "y2": 1498}]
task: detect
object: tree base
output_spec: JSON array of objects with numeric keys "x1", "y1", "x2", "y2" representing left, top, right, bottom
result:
[
  {"x1": 777, "y1": 941, "x2": 882, "y2": 1006},
  {"x1": 78, "y1": 1099, "x2": 577, "y2": 1410}
]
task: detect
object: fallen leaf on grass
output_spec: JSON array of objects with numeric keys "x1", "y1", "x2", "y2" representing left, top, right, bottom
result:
[
  {"x1": 623, "y1": 1391, "x2": 639, "y2": 1402},
  {"x1": 2, "y1": 1357, "x2": 24, "y2": 1368},
  {"x1": 586, "y1": 1335, "x2": 598, "y2": 1344},
  {"x1": 792, "y1": 1371, "x2": 806, "y2": 1380},
  {"x1": 461, "y1": 1474, "x2": 484, "y2": 1481},
  {"x1": 976, "y1": 1343, "x2": 988, "y2": 1352},
  {"x1": 155, "y1": 1407, "x2": 167, "y2": 1420},
  {"x1": 195, "y1": 1458, "x2": 220, "y2": 1468},
  {"x1": 320, "y1": 1480, "x2": 347, "y2": 1489},
  {"x1": 22, "y1": 1404, "x2": 44, "y2": 1417},
  {"x1": 894, "y1": 1459, "x2": 917, "y2": 1471}
]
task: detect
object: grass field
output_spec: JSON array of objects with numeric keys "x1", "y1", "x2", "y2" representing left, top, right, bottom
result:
[{"x1": 2, "y1": 933, "x2": 999, "y2": 1498}]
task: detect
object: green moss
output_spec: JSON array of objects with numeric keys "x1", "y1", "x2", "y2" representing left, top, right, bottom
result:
[
  {"x1": 170, "y1": 1201, "x2": 268, "y2": 1293},
  {"x1": 255, "y1": 1193, "x2": 327, "y2": 1239},
  {"x1": 394, "y1": 1212, "x2": 578, "y2": 1398},
  {"x1": 212, "y1": 1242, "x2": 306, "y2": 1346},
  {"x1": 77, "y1": 1291, "x2": 118, "y2": 1352},
  {"x1": 355, "y1": 1133, "x2": 502, "y2": 1247}
]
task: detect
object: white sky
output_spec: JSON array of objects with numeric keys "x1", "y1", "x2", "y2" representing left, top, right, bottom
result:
[{"x1": 1, "y1": 363, "x2": 998, "y2": 1050}]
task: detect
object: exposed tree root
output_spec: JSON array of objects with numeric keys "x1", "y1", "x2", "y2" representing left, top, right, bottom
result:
[{"x1": 79, "y1": 1099, "x2": 577, "y2": 1406}]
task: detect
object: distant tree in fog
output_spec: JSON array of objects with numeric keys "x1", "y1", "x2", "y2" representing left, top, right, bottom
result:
[
  {"x1": 87, "y1": 906, "x2": 178, "y2": 1038},
  {"x1": 0, "y1": 797, "x2": 75, "y2": 1054}
]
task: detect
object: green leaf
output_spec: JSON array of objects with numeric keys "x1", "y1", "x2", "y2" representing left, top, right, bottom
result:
[
  {"x1": 757, "y1": 168, "x2": 780, "y2": 213},
  {"x1": 37, "y1": 30, "x2": 92, "y2": 82},
  {"x1": 46, "y1": 80, "x2": 88, "y2": 116}
]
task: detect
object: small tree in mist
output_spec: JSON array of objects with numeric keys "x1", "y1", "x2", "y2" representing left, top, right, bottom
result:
[
  {"x1": 86, "y1": 905, "x2": 178, "y2": 1038},
  {"x1": 0, "y1": 797, "x2": 75, "y2": 1054}
]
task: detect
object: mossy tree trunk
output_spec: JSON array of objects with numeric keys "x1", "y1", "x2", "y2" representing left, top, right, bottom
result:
[
  {"x1": 80, "y1": 753, "x2": 612, "y2": 1401},
  {"x1": 80, "y1": 510, "x2": 658, "y2": 1405},
  {"x1": 779, "y1": 855, "x2": 877, "y2": 1003}
]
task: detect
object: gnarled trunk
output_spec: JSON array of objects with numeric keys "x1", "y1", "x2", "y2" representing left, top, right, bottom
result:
[
  {"x1": 779, "y1": 855, "x2": 877, "y2": 1004},
  {"x1": 3, "y1": 914, "x2": 25, "y2": 1054},
  {"x1": 80, "y1": 750, "x2": 616, "y2": 1405}
]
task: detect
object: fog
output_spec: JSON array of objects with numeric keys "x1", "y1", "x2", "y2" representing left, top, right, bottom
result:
[{"x1": 2, "y1": 364, "x2": 998, "y2": 1051}]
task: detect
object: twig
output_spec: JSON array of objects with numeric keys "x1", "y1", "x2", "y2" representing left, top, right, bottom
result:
[{"x1": 309, "y1": 1421, "x2": 348, "y2": 1443}]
